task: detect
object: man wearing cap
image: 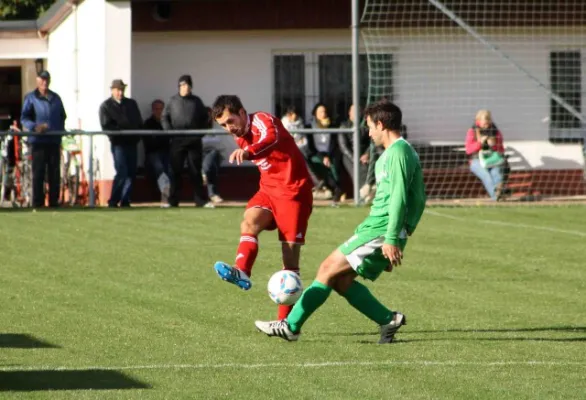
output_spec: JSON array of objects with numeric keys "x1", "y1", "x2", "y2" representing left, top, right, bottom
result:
[
  {"x1": 99, "y1": 79, "x2": 143, "y2": 207},
  {"x1": 162, "y1": 74, "x2": 211, "y2": 207},
  {"x1": 21, "y1": 70, "x2": 67, "y2": 208}
]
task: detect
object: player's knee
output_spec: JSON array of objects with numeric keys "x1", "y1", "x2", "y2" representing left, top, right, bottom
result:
[
  {"x1": 331, "y1": 276, "x2": 354, "y2": 295},
  {"x1": 316, "y1": 258, "x2": 337, "y2": 283},
  {"x1": 240, "y1": 218, "x2": 260, "y2": 235}
]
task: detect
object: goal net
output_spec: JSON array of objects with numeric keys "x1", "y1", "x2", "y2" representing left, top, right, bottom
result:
[{"x1": 361, "y1": 0, "x2": 586, "y2": 201}]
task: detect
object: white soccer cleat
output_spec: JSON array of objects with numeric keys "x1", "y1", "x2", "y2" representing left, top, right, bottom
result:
[
  {"x1": 378, "y1": 312, "x2": 407, "y2": 344},
  {"x1": 255, "y1": 320, "x2": 300, "y2": 342}
]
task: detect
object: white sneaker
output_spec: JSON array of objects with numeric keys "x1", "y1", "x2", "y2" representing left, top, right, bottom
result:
[
  {"x1": 210, "y1": 194, "x2": 224, "y2": 204},
  {"x1": 378, "y1": 312, "x2": 407, "y2": 344},
  {"x1": 359, "y1": 184, "x2": 371, "y2": 199},
  {"x1": 255, "y1": 320, "x2": 300, "y2": 342}
]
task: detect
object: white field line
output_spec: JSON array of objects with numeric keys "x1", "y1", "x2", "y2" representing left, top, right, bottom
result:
[
  {"x1": 425, "y1": 210, "x2": 586, "y2": 237},
  {"x1": 1, "y1": 360, "x2": 584, "y2": 372}
]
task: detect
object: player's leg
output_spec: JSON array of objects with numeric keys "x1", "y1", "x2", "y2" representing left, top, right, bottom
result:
[
  {"x1": 273, "y1": 191, "x2": 313, "y2": 319},
  {"x1": 235, "y1": 206, "x2": 274, "y2": 276},
  {"x1": 214, "y1": 192, "x2": 275, "y2": 290},
  {"x1": 256, "y1": 235, "x2": 407, "y2": 342},
  {"x1": 254, "y1": 248, "x2": 349, "y2": 341},
  {"x1": 286, "y1": 247, "x2": 399, "y2": 334},
  {"x1": 277, "y1": 242, "x2": 301, "y2": 319},
  {"x1": 339, "y1": 235, "x2": 408, "y2": 343}
]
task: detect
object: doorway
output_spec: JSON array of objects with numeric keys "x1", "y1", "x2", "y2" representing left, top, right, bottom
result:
[{"x1": 0, "y1": 66, "x2": 22, "y2": 130}]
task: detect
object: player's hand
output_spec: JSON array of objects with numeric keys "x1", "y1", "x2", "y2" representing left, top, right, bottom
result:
[
  {"x1": 360, "y1": 153, "x2": 369, "y2": 164},
  {"x1": 382, "y1": 243, "x2": 402, "y2": 267},
  {"x1": 229, "y1": 149, "x2": 249, "y2": 165},
  {"x1": 323, "y1": 156, "x2": 331, "y2": 168}
]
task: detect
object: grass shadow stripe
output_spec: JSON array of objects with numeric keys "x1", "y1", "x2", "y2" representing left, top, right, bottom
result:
[{"x1": 0, "y1": 370, "x2": 150, "y2": 391}]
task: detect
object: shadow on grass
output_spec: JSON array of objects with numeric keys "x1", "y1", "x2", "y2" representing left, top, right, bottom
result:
[
  {"x1": 318, "y1": 326, "x2": 586, "y2": 344},
  {"x1": 323, "y1": 326, "x2": 586, "y2": 337},
  {"x1": 0, "y1": 370, "x2": 150, "y2": 391},
  {"x1": 393, "y1": 337, "x2": 586, "y2": 343},
  {"x1": 0, "y1": 334, "x2": 60, "y2": 349},
  {"x1": 409, "y1": 326, "x2": 586, "y2": 334},
  {"x1": 350, "y1": 337, "x2": 586, "y2": 345}
]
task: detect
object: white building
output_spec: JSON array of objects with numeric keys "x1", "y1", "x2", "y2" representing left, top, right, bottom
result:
[{"x1": 0, "y1": 0, "x2": 584, "y2": 203}]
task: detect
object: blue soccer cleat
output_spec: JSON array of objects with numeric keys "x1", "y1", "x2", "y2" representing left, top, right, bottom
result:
[{"x1": 214, "y1": 262, "x2": 252, "y2": 291}]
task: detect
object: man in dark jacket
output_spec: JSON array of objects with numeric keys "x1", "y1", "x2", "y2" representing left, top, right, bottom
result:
[
  {"x1": 142, "y1": 99, "x2": 171, "y2": 206},
  {"x1": 162, "y1": 74, "x2": 210, "y2": 207},
  {"x1": 338, "y1": 104, "x2": 371, "y2": 192},
  {"x1": 20, "y1": 70, "x2": 66, "y2": 208},
  {"x1": 99, "y1": 79, "x2": 143, "y2": 208}
]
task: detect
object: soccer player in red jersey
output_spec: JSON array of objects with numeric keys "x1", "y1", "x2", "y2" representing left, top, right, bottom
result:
[{"x1": 211, "y1": 95, "x2": 314, "y2": 319}]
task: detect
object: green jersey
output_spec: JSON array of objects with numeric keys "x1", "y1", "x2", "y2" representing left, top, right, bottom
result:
[{"x1": 355, "y1": 138, "x2": 426, "y2": 245}]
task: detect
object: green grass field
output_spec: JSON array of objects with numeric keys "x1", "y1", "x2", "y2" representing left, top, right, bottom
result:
[{"x1": 1, "y1": 205, "x2": 585, "y2": 399}]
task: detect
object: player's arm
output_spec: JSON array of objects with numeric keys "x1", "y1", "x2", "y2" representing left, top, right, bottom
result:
[
  {"x1": 405, "y1": 166, "x2": 426, "y2": 236},
  {"x1": 384, "y1": 147, "x2": 412, "y2": 246},
  {"x1": 244, "y1": 114, "x2": 279, "y2": 159},
  {"x1": 382, "y1": 147, "x2": 413, "y2": 266}
]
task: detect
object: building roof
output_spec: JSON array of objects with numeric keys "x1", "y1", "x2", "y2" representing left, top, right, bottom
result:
[
  {"x1": 37, "y1": 0, "x2": 79, "y2": 34},
  {"x1": 1, "y1": 0, "x2": 585, "y2": 37},
  {"x1": 0, "y1": 20, "x2": 38, "y2": 32},
  {"x1": 0, "y1": 0, "x2": 80, "y2": 37}
]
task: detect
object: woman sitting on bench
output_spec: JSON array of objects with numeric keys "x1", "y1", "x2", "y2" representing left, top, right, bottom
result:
[{"x1": 465, "y1": 109, "x2": 506, "y2": 201}]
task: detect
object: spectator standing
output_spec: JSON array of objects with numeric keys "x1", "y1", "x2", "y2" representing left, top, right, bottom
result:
[
  {"x1": 20, "y1": 70, "x2": 66, "y2": 208},
  {"x1": 99, "y1": 79, "x2": 143, "y2": 208},
  {"x1": 142, "y1": 99, "x2": 171, "y2": 207},
  {"x1": 162, "y1": 74, "x2": 211, "y2": 207},
  {"x1": 338, "y1": 104, "x2": 371, "y2": 200}
]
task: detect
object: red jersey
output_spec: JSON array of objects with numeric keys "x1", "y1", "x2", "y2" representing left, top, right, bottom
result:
[{"x1": 235, "y1": 112, "x2": 313, "y2": 199}]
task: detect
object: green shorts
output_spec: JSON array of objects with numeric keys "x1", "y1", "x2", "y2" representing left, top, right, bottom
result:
[{"x1": 338, "y1": 232, "x2": 407, "y2": 281}]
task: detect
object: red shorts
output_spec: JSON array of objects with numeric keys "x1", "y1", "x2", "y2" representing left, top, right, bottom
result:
[{"x1": 246, "y1": 190, "x2": 313, "y2": 244}]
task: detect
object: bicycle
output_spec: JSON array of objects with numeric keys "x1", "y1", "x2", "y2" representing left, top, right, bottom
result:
[
  {"x1": 0, "y1": 133, "x2": 14, "y2": 207},
  {"x1": 60, "y1": 134, "x2": 101, "y2": 206},
  {"x1": 60, "y1": 135, "x2": 82, "y2": 206}
]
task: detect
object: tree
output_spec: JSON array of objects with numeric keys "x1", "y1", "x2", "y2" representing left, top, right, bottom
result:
[{"x1": 0, "y1": 0, "x2": 55, "y2": 21}]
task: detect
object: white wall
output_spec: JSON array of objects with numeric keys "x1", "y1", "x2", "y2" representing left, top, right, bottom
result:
[
  {"x1": 48, "y1": 0, "x2": 131, "y2": 181},
  {"x1": 132, "y1": 30, "x2": 354, "y2": 165},
  {"x1": 132, "y1": 30, "x2": 352, "y2": 115},
  {"x1": 133, "y1": 29, "x2": 586, "y2": 145},
  {"x1": 0, "y1": 37, "x2": 47, "y2": 60},
  {"x1": 384, "y1": 30, "x2": 586, "y2": 142}
]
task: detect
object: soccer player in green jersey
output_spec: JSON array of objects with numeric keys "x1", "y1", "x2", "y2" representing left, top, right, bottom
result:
[{"x1": 255, "y1": 100, "x2": 427, "y2": 343}]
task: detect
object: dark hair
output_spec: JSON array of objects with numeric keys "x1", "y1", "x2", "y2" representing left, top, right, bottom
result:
[
  {"x1": 311, "y1": 102, "x2": 329, "y2": 118},
  {"x1": 211, "y1": 95, "x2": 244, "y2": 119},
  {"x1": 285, "y1": 105, "x2": 298, "y2": 115},
  {"x1": 151, "y1": 99, "x2": 164, "y2": 107},
  {"x1": 363, "y1": 99, "x2": 402, "y2": 131}
]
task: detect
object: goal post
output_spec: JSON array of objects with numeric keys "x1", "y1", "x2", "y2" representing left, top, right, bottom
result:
[{"x1": 360, "y1": 0, "x2": 586, "y2": 201}]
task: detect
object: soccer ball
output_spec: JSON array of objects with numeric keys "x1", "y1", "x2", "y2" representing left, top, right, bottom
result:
[{"x1": 267, "y1": 270, "x2": 303, "y2": 305}]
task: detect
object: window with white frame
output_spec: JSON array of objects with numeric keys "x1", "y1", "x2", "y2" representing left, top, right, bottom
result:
[
  {"x1": 273, "y1": 51, "x2": 393, "y2": 125},
  {"x1": 549, "y1": 51, "x2": 584, "y2": 140}
]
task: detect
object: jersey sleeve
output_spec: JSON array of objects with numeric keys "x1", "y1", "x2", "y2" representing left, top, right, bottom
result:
[
  {"x1": 405, "y1": 165, "x2": 426, "y2": 236},
  {"x1": 245, "y1": 113, "x2": 279, "y2": 159},
  {"x1": 384, "y1": 145, "x2": 412, "y2": 245}
]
